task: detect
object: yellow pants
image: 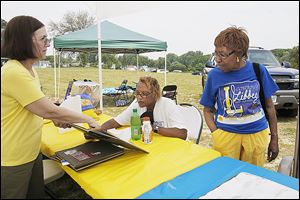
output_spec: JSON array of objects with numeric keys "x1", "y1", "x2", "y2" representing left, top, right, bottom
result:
[{"x1": 211, "y1": 128, "x2": 269, "y2": 166}]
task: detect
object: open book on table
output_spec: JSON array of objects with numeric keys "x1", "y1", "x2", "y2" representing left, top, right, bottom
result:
[
  {"x1": 71, "y1": 124, "x2": 148, "y2": 153},
  {"x1": 53, "y1": 140, "x2": 125, "y2": 171},
  {"x1": 52, "y1": 124, "x2": 148, "y2": 171}
]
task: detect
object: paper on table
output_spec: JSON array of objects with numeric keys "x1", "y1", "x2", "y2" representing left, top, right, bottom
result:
[
  {"x1": 107, "y1": 127, "x2": 131, "y2": 142},
  {"x1": 199, "y1": 172, "x2": 299, "y2": 199},
  {"x1": 58, "y1": 95, "x2": 82, "y2": 134}
]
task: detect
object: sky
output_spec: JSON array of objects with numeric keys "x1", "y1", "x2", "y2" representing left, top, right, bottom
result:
[{"x1": 1, "y1": 1, "x2": 299, "y2": 59}]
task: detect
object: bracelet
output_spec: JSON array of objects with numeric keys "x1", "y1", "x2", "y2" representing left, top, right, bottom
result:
[{"x1": 153, "y1": 126, "x2": 159, "y2": 133}]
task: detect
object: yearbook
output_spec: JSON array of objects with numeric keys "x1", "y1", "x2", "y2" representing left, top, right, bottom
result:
[
  {"x1": 71, "y1": 124, "x2": 149, "y2": 154},
  {"x1": 55, "y1": 140, "x2": 125, "y2": 171}
]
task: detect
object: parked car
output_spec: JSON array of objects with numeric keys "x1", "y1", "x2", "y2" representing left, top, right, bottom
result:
[
  {"x1": 157, "y1": 69, "x2": 169, "y2": 73},
  {"x1": 173, "y1": 70, "x2": 182, "y2": 73},
  {"x1": 150, "y1": 68, "x2": 158, "y2": 72},
  {"x1": 201, "y1": 47, "x2": 299, "y2": 117},
  {"x1": 192, "y1": 71, "x2": 202, "y2": 75}
]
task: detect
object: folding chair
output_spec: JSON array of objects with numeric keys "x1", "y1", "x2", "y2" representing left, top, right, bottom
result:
[
  {"x1": 277, "y1": 156, "x2": 294, "y2": 176},
  {"x1": 114, "y1": 80, "x2": 130, "y2": 106},
  {"x1": 162, "y1": 85, "x2": 177, "y2": 104},
  {"x1": 115, "y1": 80, "x2": 128, "y2": 95},
  {"x1": 178, "y1": 103, "x2": 203, "y2": 144}
]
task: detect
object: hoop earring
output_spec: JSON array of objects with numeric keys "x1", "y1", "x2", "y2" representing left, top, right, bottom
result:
[{"x1": 236, "y1": 57, "x2": 240, "y2": 63}]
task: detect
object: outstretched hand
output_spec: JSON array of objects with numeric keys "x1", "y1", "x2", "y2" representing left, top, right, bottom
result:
[
  {"x1": 84, "y1": 120, "x2": 102, "y2": 140},
  {"x1": 87, "y1": 118, "x2": 101, "y2": 130}
]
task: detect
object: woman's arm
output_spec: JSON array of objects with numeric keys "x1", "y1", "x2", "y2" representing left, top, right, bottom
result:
[
  {"x1": 203, "y1": 106, "x2": 217, "y2": 133},
  {"x1": 156, "y1": 127, "x2": 187, "y2": 140},
  {"x1": 265, "y1": 97, "x2": 279, "y2": 161},
  {"x1": 25, "y1": 97, "x2": 100, "y2": 128}
]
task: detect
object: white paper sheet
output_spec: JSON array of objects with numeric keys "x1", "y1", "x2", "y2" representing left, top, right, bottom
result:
[
  {"x1": 107, "y1": 127, "x2": 131, "y2": 142},
  {"x1": 199, "y1": 172, "x2": 299, "y2": 199},
  {"x1": 58, "y1": 95, "x2": 82, "y2": 134}
]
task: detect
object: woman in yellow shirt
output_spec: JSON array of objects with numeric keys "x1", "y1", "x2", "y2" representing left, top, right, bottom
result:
[{"x1": 1, "y1": 16, "x2": 101, "y2": 199}]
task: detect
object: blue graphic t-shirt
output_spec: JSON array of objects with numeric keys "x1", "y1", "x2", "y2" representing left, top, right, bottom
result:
[{"x1": 200, "y1": 61, "x2": 278, "y2": 134}]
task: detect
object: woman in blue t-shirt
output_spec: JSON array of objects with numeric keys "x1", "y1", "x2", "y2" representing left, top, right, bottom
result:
[{"x1": 200, "y1": 26, "x2": 279, "y2": 166}]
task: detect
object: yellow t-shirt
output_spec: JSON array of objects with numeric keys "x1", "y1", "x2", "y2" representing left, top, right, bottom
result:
[{"x1": 1, "y1": 60, "x2": 45, "y2": 166}]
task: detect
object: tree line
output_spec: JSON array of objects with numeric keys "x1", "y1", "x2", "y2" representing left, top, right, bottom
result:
[
  {"x1": 45, "y1": 51, "x2": 211, "y2": 72},
  {"x1": 45, "y1": 46, "x2": 298, "y2": 72},
  {"x1": 271, "y1": 47, "x2": 299, "y2": 69}
]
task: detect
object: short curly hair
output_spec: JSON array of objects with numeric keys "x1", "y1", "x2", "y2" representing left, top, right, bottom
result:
[
  {"x1": 139, "y1": 76, "x2": 161, "y2": 101},
  {"x1": 214, "y1": 26, "x2": 249, "y2": 58}
]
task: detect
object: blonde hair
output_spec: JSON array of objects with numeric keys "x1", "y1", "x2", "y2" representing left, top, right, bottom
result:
[
  {"x1": 214, "y1": 26, "x2": 249, "y2": 58},
  {"x1": 139, "y1": 76, "x2": 161, "y2": 100}
]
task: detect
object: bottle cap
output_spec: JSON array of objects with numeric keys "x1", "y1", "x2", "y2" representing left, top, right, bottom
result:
[
  {"x1": 143, "y1": 116, "x2": 150, "y2": 121},
  {"x1": 133, "y1": 108, "x2": 137, "y2": 112}
]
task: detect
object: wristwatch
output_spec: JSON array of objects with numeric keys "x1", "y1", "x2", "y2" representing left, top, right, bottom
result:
[{"x1": 153, "y1": 124, "x2": 160, "y2": 133}]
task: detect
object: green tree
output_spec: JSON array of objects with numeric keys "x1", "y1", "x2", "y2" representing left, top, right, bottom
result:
[
  {"x1": 137, "y1": 55, "x2": 150, "y2": 68},
  {"x1": 46, "y1": 55, "x2": 54, "y2": 64},
  {"x1": 289, "y1": 45, "x2": 299, "y2": 69},
  {"x1": 156, "y1": 57, "x2": 166, "y2": 69},
  {"x1": 48, "y1": 11, "x2": 95, "y2": 37},
  {"x1": 272, "y1": 49, "x2": 290, "y2": 63},
  {"x1": 272, "y1": 46, "x2": 299, "y2": 69},
  {"x1": 169, "y1": 61, "x2": 186, "y2": 72},
  {"x1": 147, "y1": 59, "x2": 156, "y2": 69},
  {"x1": 88, "y1": 52, "x2": 98, "y2": 65},
  {"x1": 79, "y1": 52, "x2": 88, "y2": 67},
  {"x1": 47, "y1": 11, "x2": 95, "y2": 67},
  {"x1": 118, "y1": 54, "x2": 137, "y2": 67},
  {"x1": 194, "y1": 54, "x2": 211, "y2": 72},
  {"x1": 178, "y1": 51, "x2": 207, "y2": 71},
  {"x1": 167, "y1": 53, "x2": 179, "y2": 64},
  {"x1": 102, "y1": 53, "x2": 120, "y2": 69}
]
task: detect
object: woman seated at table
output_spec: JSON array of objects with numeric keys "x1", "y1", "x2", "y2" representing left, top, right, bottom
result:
[{"x1": 93, "y1": 76, "x2": 188, "y2": 140}]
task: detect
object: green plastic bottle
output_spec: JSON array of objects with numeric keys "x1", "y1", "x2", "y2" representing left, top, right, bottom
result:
[{"x1": 130, "y1": 108, "x2": 141, "y2": 140}]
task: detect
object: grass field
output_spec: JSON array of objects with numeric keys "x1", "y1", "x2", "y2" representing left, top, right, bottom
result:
[{"x1": 36, "y1": 67, "x2": 297, "y2": 172}]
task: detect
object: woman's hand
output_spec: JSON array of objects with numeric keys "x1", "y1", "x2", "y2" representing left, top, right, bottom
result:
[
  {"x1": 267, "y1": 135, "x2": 279, "y2": 162},
  {"x1": 85, "y1": 122, "x2": 102, "y2": 140},
  {"x1": 86, "y1": 117, "x2": 101, "y2": 130}
]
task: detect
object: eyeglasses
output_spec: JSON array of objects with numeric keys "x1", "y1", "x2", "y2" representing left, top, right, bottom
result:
[
  {"x1": 134, "y1": 91, "x2": 152, "y2": 98},
  {"x1": 41, "y1": 37, "x2": 52, "y2": 45},
  {"x1": 213, "y1": 50, "x2": 235, "y2": 60}
]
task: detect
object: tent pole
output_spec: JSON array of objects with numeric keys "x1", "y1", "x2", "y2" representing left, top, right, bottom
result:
[
  {"x1": 53, "y1": 48, "x2": 57, "y2": 99},
  {"x1": 164, "y1": 51, "x2": 167, "y2": 86},
  {"x1": 97, "y1": 20, "x2": 103, "y2": 112},
  {"x1": 137, "y1": 53, "x2": 139, "y2": 71},
  {"x1": 58, "y1": 51, "x2": 61, "y2": 101},
  {"x1": 136, "y1": 50, "x2": 140, "y2": 80},
  {"x1": 136, "y1": 49, "x2": 139, "y2": 71}
]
